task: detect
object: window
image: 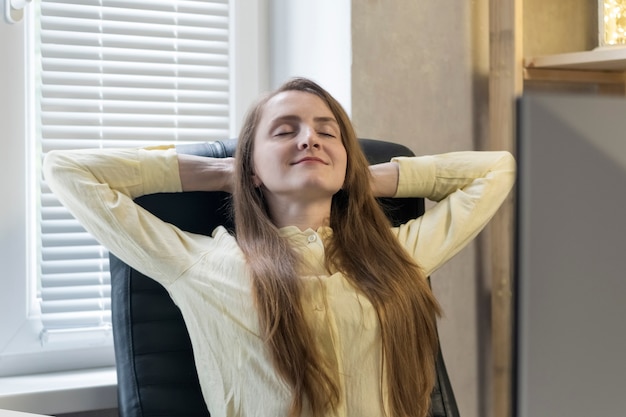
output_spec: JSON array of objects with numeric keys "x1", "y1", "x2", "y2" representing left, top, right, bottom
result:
[
  {"x1": 0, "y1": 0, "x2": 267, "y2": 377},
  {"x1": 36, "y1": 0, "x2": 231, "y2": 351}
]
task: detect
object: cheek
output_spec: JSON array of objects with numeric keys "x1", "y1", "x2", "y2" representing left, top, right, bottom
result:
[
  {"x1": 251, "y1": 150, "x2": 266, "y2": 184},
  {"x1": 252, "y1": 142, "x2": 270, "y2": 172},
  {"x1": 251, "y1": 148, "x2": 280, "y2": 186},
  {"x1": 336, "y1": 148, "x2": 348, "y2": 173},
  {"x1": 335, "y1": 153, "x2": 348, "y2": 187},
  {"x1": 340, "y1": 147, "x2": 348, "y2": 187}
]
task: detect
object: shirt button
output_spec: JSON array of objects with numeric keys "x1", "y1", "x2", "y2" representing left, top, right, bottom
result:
[{"x1": 307, "y1": 234, "x2": 317, "y2": 243}]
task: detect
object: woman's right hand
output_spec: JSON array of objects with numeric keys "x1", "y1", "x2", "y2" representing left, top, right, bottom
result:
[{"x1": 178, "y1": 154, "x2": 235, "y2": 193}]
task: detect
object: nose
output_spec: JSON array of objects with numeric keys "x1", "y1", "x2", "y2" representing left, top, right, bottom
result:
[{"x1": 297, "y1": 126, "x2": 320, "y2": 150}]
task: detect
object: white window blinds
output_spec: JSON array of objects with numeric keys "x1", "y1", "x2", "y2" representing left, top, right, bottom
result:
[{"x1": 36, "y1": 0, "x2": 230, "y2": 346}]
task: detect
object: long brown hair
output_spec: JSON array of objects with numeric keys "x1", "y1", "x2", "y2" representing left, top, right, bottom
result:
[{"x1": 233, "y1": 78, "x2": 442, "y2": 417}]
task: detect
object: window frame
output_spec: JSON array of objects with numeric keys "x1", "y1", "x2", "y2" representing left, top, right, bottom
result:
[{"x1": 0, "y1": 0, "x2": 269, "y2": 379}]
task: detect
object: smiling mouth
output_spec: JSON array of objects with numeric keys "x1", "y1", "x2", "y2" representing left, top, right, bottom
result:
[{"x1": 293, "y1": 157, "x2": 327, "y2": 165}]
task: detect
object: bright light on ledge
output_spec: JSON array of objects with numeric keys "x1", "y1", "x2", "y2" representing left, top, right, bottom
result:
[{"x1": 601, "y1": 0, "x2": 626, "y2": 46}]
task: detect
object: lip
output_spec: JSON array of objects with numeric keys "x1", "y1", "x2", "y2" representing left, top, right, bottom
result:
[{"x1": 292, "y1": 157, "x2": 327, "y2": 165}]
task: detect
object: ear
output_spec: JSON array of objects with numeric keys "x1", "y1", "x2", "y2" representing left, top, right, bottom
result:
[{"x1": 252, "y1": 174, "x2": 262, "y2": 187}]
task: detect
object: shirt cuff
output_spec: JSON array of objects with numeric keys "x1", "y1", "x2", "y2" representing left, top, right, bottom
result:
[{"x1": 390, "y1": 156, "x2": 437, "y2": 198}]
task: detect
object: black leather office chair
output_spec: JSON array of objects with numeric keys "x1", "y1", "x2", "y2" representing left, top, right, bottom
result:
[{"x1": 110, "y1": 138, "x2": 460, "y2": 417}]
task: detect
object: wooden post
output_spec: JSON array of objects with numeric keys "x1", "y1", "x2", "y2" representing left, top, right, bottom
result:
[{"x1": 488, "y1": 0, "x2": 522, "y2": 416}]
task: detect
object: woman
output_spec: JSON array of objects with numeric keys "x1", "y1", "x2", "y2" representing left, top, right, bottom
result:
[{"x1": 44, "y1": 78, "x2": 515, "y2": 417}]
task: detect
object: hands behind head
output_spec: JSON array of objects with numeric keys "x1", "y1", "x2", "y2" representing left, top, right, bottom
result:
[{"x1": 178, "y1": 155, "x2": 235, "y2": 193}]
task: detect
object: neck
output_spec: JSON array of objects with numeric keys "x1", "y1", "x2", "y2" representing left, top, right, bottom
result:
[{"x1": 266, "y1": 198, "x2": 332, "y2": 230}]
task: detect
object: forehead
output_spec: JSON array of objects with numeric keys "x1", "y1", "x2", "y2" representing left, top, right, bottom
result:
[{"x1": 260, "y1": 90, "x2": 335, "y2": 122}]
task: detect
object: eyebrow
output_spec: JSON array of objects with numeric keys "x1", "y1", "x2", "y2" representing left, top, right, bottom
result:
[{"x1": 271, "y1": 115, "x2": 339, "y2": 126}]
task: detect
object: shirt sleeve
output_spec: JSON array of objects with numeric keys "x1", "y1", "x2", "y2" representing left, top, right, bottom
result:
[
  {"x1": 390, "y1": 151, "x2": 516, "y2": 276},
  {"x1": 43, "y1": 146, "x2": 214, "y2": 286}
]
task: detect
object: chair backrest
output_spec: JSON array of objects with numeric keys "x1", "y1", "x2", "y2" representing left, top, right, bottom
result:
[{"x1": 110, "y1": 139, "x2": 459, "y2": 417}]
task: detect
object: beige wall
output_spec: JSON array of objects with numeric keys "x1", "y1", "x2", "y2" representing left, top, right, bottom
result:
[
  {"x1": 524, "y1": 0, "x2": 597, "y2": 57},
  {"x1": 524, "y1": 0, "x2": 603, "y2": 95},
  {"x1": 352, "y1": 1, "x2": 491, "y2": 417}
]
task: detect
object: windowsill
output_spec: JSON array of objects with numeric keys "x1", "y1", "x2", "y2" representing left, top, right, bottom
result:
[{"x1": 0, "y1": 367, "x2": 117, "y2": 415}]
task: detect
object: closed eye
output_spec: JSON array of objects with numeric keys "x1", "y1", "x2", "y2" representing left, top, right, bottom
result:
[{"x1": 274, "y1": 131, "x2": 295, "y2": 137}]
